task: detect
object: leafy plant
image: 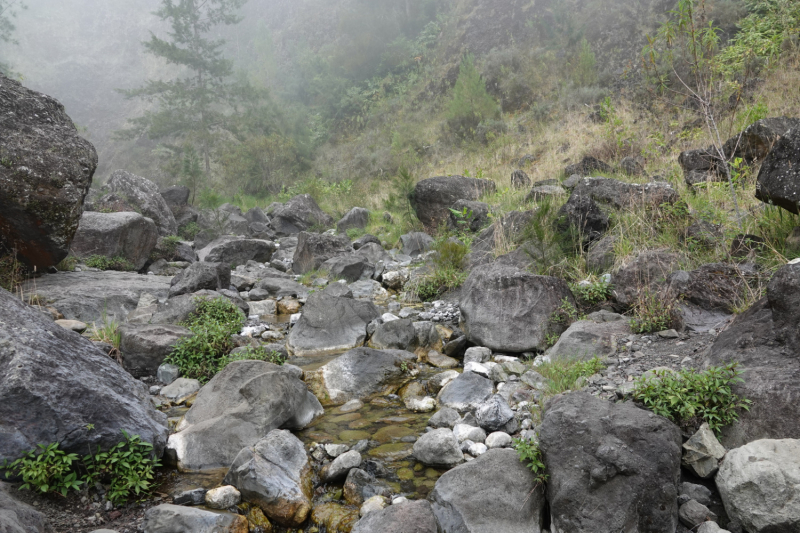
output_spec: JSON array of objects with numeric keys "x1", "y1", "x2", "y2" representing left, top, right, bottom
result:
[
  {"x1": 570, "y1": 279, "x2": 612, "y2": 307},
  {"x1": 165, "y1": 296, "x2": 245, "y2": 381},
  {"x1": 630, "y1": 288, "x2": 675, "y2": 333},
  {"x1": 512, "y1": 437, "x2": 548, "y2": 486},
  {"x1": 178, "y1": 222, "x2": 201, "y2": 241},
  {"x1": 84, "y1": 430, "x2": 161, "y2": 505},
  {"x1": 56, "y1": 255, "x2": 78, "y2": 272},
  {"x1": 632, "y1": 363, "x2": 752, "y2": 434},
  {"x1": 550, "y1": 297, "x2": 581, "y2": 325},
  {"x1": 158, "y1": 235, "x2": 182, "y2": 258},
  {"x1": 2, "y1": 442, "x2": 82, "y2": 496}
]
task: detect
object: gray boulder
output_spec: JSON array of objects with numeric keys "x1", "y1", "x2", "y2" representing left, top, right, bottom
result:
[
  {"x1": 459, "y1": 263, "x2": 575, "y2": 352},
  {"x1": 197, "y1": 236, "x2": 276, "y2": 266},
  {"x1": 400, "y1": 232, "x2": 434, "y2": 258},
  {"x1": 166, "y1": 361, "x2": 322, "y2": 471},
  {"x1": 412, "y1": 428, "x2": 463, "y2": 467},
  {"x1": 539, "y1": 392, "x2": 682, "y2": 533},
  {"x1": 0, "y1": 288, "x2": 168, "y2": 466},
  {"x1": 292, "y1": 231, "x2": 353, "y2": 275},
  {"x1": 70, "y1": 211, "x2": 159, "y2": 271},
  {"x1": 428, "y1": 407, "x2": 461, "y2": 429},
  {"x1": 21, "y1": 270, "x2": 172, "y2": 324},
  {"x1": 169, "y1": 262, "x2": 231, "y2": 297},
  {"x1": 546, "y1": 317, "x2": 631, "y2": 361},
  {"x1": 702, "y1": 263, "x2": 800, "y2": 446},
  {"x1": 150, "y1": 290, "x2": 245, "y2": 326},
  {"x1": 243, "y1": 206, "x2": 267, "y2": 224},
  {"x1": 611, "y1": 249, "x2": 681, "y2": 307},
  {"x1": 467, "y1": 210, "x2": 535, "y2": 267},
  {"x1": 0, "y1": 481, "x2": 52, "y2": 533},
  {"x1": 270, "y1": 194, "x2": 334, "y2": 236},
  {"x1": 411, "y1": 176, "x2": 496, "y2": 229},
  {"x1": 475, "y1": 394, "x2": 515, "y2": 432},
  {"x1": 160, "y1": 185, "x2": 190, "y2": 208},
  {"x1": 254, "y1": 277, "x2": 309, "y2": 299},
  {"x1": 223, "y1": 429, "x2": 313, "y2": 528},
  {"x1": 437, "y1": 371, "x2": 494, "y2": 412},
  {"x1": 352, "y1": 500, "x2": 438, "y2": 533},
  {"x1": 682, "y1": 423, "x2": 727, "y2": 479},
  {"x1": 352, "y1": 234, "x2": 381, "y2": 250},
  {"x1": 337, "y1": 207, "x2": 370, "y2": 234},
  {"x1": 756, "y1": 126, "x2": 800, "y2": 213},
  {"x1": 107, "y1": 170, "x2": 178, "y2": 236},
  {"x1": 369, "y1": 319, "x2": 417, "y2": 351},
  {"x1": 723, "y1": 117, "x2": 800, "y2": 163},
  {"x1": 0, "y1": 73, "x2": 98, "y2": 271},
  {"x1": 716, "y1": 439, "x2": 800, "y2": 533},
  {"x1": 571, "y1": 177, "x2": 679, "y2": 209},
  {"x1": 321, "y1": 254, "x2": 375, "y2": 283},
  {"x1": 287, "y1": 293, "x2": 380, "y2": 357},
  {"x1": 119, "y1": 324, "x2": 192, "y2": 378},
  {"x1": 354, "y1": 242, "x2": 391, "y2": 265},
  {"x1": 305, "y1": 348, "x2": 416, "y2": 406},
  {"x1": 666, "y1": 263, "x2": 750, "y2": 313},
  {"x1": 430, "y1": 448, "x2": 546, "y2": 533},
  {"x1": 556, "y1": 193, "x2": 609, "y2": 247},
  {"x1": 322, "y1": 450, "x2": 362, "y2": 482},
  {"x1": 142, "y1": 504, "x2": 247, "y2": 533}
]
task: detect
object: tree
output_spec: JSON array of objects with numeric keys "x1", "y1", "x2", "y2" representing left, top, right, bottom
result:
[
  {"x1": 446, "y1": 53, "x2": 500, "y2": 140},
  {"x1": 0, "y1": 0, "x2": 25, "y2": 75},
  {"x1": 118, "y1": 0, "x2": 248, "y2": 176}
]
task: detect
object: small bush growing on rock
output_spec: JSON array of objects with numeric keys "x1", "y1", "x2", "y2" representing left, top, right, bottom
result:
[
  {"x1": 165, "y1": 296, "x2": 245, "y2": 382},
  {"x1": 2, "y1": 442, "x2": 83, "y2": 496},
  {"x1": 55, "y1": 255, "x2": 78, "y2": 272},
  {"x1": 632, "y1": 363, "x2": 751, "y2": 434},
  {"x1": 84, "y1": 255, "x2": 135, "y2": 272},
  {"x1": 512, "y1": 437, "x2": 548, "y2": 487},
  {"x1": 84, "y1": 430, "x2": 160, "y2": 505},
  {"x1": 537, "y1": 357, "x2": 605, "y2": 396}
]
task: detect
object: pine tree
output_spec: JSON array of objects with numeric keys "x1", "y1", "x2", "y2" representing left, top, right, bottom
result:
[
  {"x1": 446, "y1": 53, "x2": 499, "y2": 139},
  {"x1": 118, "y1": 0, "x2": 247, "y2": 175}
]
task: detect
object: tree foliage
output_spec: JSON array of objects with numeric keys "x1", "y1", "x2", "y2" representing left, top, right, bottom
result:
[{"x1": 447, "y1": 53, "x2": 500, "y2": 139}]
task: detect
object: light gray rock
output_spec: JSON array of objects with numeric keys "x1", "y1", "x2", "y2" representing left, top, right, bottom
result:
[
  {"x1": 679, "y1": 499, "x2": 717, "y2": 529},
  {"x1": 430, "y1": 448, "x2": 545, "y2": 533},
  {"x1": 344, "y1": 468, "x2": 392, "y2": 507},
  {"x1": 546, "y1": 319, "x2": 630, "y2": 361},
  {"x1": 287, "y1": 293, "x2": 380, "y2": 357},
  {"x1": 369, "y1": 319, "x2": 417, "y2": 351},
  {"x1": 467, "y1": 442, "x2": 487, "y2": 456},
  {"x1": 270, "y1": 194, "x2": 334, "y2": 236},
  {"x1": 141, "y1": 504, "x2": 247, "y2": 533},
  {"x1": 485, "y1": 431, "x2": 512, "y2": 449},
  {"x1": 70, "y1": 211, "x2": 159, "y2": 271},
  {"x1": 698, "y1": 522, "x2": 731, "y2": 533},
  {"x1": 428, "y1": 371, "x2": 459, "y2": 395},
  {"x1": 204, "y1": 485, "x2": 241, "y2": 510},
  {"x1": 453, "y1": 424, "x2": 486, "y2": 443},
  {"x1": 321, "y1": 254, "x2": 375, "y2": 283},
  {"x1": 400, "y1": 232, "x2": 434, "y2": 257},
  {"x1": 352, "y1": 500, "x2": 438, "y2": 533},
  {"x1": 412, "y1": 428, "x2": 464, "y2": 467},
  {"x1": 0, "y1": 481, "x2": 52, "y2": 533},
  {"x1": 322, "y1": 450, "x2": 362, "y2": 482},
  {"x1": 680, "y1": 482, "x2": 713, "y2": 507},
  {"x1": 160, "y1": 378, "x2": 201, "y2": 404},
  {"x1": 437, "y1": 371, "x2": 494, "y2": 412},
  {"x1": 304, "y1": 348, "x2": 416, "y2": 407},
  {"x1": 475, "y1": 394, "x2": 515, "y2": 432},
  {"x1": 428, "y1": 407, "x2": 461, "y2": 429},
  {"x1": 118, "y1": 324, "x2": 192, "y2": 378},
  {"x1": 197, "y1": 236, "x2": 276, "y2": 267},
  {"x1": 0, "y1": 288, "x2": 169, "y2": 466},
  {"x1": 716, "y1": 438, "x2": 800, "y2": 533},
  {"x1": 682, "y1": 423, "x2": 726, "y2": 478},
  {"x1": 107, "y1": 170, "x2": 178, "y2": 236},
  {"x1": 167, "y1": 361, "x2": 322, "y2": 471},
  {"x1": 337, "y1": 207, "x2": 370, "y2": 234},
  {"x1": 223, "y1": 429, "x2": 313, "y2": 527},
  {"x1": 464, "y1": 346, "x2": 491, "y2": 364},
  {"x1": 157, "y1": 363, "x2": 181, "y2": 385},
  {"x1": 359, "y1": 495, "x2": 389, "y2": 517}
]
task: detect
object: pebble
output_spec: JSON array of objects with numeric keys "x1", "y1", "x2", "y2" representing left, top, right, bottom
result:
[
  {"x1": 360, "y1": 495, "x2": 389, "y2": 516},
  {"x1": 392, "y1": 496, "x2": 408, "y2": 505},
  {"x1": 485, "y1": 431, "x2": 512, "y2": 449},
  {"x1": 204, "y1": 485, "x2": 241, "y2": 509},
  {"x1": 339, "y1": 399, "x2": 364, "y2": 413},
  {"x1": 324, "y1": 443, "x2": 350, "y2": 458},
  {"x1": 468, "y1": 442, "x2": 488, "y2": 456}
]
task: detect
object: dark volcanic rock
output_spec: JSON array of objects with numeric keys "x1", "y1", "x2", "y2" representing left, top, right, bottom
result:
[
  {"x1": 160, "y1": 185, "x2": 190, "y2": 208},
  {"x1": 610, "y1": 249, "x2": 681, "y2": 307},
  {"x1": 723, "y1": 117, "x2": 800, "y2": 163},
  {"x1": 555, "y1": 193, "x2": 609, "y2": 247},
  {"x1": 119, "y1": 324, "x2": 193, "y2": 378},
  {"x1": 540, "y1": 392, "x2": 682, "y2": 533},
  {"x1": 0, "y1": 481, "x2": 52, "y2": 532},
  {"x1": 0, "y1": 73, "x2": 98, "y2": 270},
  {"x1": 564, "y1": 155, "x2": 611, "y2": 176},
  {"x1": 270, "y1": 194, "x2": 335, "y2": 236},
  {"x1": 292, "y1": 231, "x2": 353, "y2": 275},
  {"x1": 197, "y1": 236, "x2": 277, "y2": 266},
  {"x1": 755, "y1": 126, "x2": 800, "y2": 214},
  {"x1": 571, "y1": 177, "x2": 679, "y2": 209},
  {"x1": 666, "y1": 263, "x2": 750, "y2": 313},
  {"x1": 410, "y1": 176, "x2": 496, "y2": 229},
  {"x1": 169, "y1": 262, "x2": 231, "y2": 297},
  {"x1": 0, "y1": 287, "x2": 168, "y2": 465},
  {"x1": 446, "y1": 199, "x2": 491, "y2": 232}
]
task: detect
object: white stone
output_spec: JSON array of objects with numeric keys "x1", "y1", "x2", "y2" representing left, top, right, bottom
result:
[
  {"x1": 453, "y1": 423, "x2": 486, "y2": 443},
  {"x1": 464, "y1": 362, "x2": 490, "y2": 377},
  {"x1": 339, "y1": 399, "x2": 363, "y2": 413},
  {"x1": 405, "y1": 396, "x2": 437, "y2": 412},
  {"x1": 468, "y1": 442, "x2": 488, "y2": 456},
  {"x1": 360, "y1": 495, "x2": 389, "y2": 517},
  {"x1": 485, "y1": 431, "x2": 512, "y2": 449},
  {"x1": 160, "y1": 378, "x2": 201, "y2": 403},
  {"x1": 392, "y1": 496, "x2": 408, "y2": 505},
  {"x1": 324, "y1": 444, "x2": 349, "y2": 458},
  {"x1": 204, "y1": 485, "x2": 240, "y2": 509},
  {"x1": 248, "y1": 300, "x2": 276, "y2": 316},
  {"x1": 381, "y1": 313, "x2": 400, "y2": 322}
]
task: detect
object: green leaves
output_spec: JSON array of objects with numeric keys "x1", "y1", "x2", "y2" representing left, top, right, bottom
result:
[
  {"x1": 3, "y1": 442, "x2": 82, "y2": 497},
  {"x1": 512, "y1": 438, "x2": 548, "y2": 486},
  {"x1": 632, "y1": 363, "x2": 752, "y2": 435},
  {"x1": 84, "y1": 430, "x2": 160, "y2": 505}
]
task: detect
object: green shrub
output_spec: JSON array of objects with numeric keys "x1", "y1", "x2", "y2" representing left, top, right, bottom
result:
[
  {"x1": 84, "y1": 255, "x2": 135, "y2": 272},
  {"x1": 632, "y1": 363, "x2": 752, "y2": 434},
  {"x1": 413, "y1": 238, "x2": 470, "y2": 301},
  {"x1": 84, "y1": 430, "x2": 160, "y2": 505},
  {"x1": 570, "y1": 279, "x2": 612, "y2": 307},
  {"x1": 512, "y1": 437, "x2": 548, "y2": 486},
  {"x1": 2, "y1": 442, "x2": 83, "y2": 496},
  {"x1": 178, "y1": 222, "x2": 201, "y2": 241},
  {"x1": 446, "y1": 53, "x2": 500, "y2": 140},
  {"x1": 165, "y1": 296, "x2": 245, "y2": 382},
  {"x1": 629, "y1": 288, "x2": 675, "y2": 333},
  {"x1": 159, "y1": 235, "x2": 182, "y2": 258}
]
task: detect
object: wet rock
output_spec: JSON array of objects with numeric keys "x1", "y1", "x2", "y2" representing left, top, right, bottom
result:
[
  {"x1": 311, "y1": 502, "x2": 359, "y2": 532},
  {"x1": 352, "y1": 499, "x2": 438, "y2": 533},
  {"x1": 459, "y1": 263, "x2": 575, "y2": 352},
  {"x1": 289, "y1": 292, "x2": 378, "y2": 355},
  {"x1": 167, "y1": 361, "x2": 322, "y2": 471},
  {"x1": 142, "y1": 504, "x2": 247, "y2": 533},
  {"x1": 304, "y1": 348, "x2": 416, "y2": 406},
  {"x1": 411, "y1": 176, "x2": 496, "y2": 230},
  {"x1": 223, "y1": 429, "x2": 313, "y2": 528},
  {"x1": 437, "y1": 371, "x2": 494, "y2": 412},
  {"x1": 430, "y1": 448, "x2": 545, "y2": 533},
  {"x1": 0, "y1": 288, "x2": 168, "y2": 465},
  {"x1": 106, "y1": 170, "x2": 177, "y2": 236},
  {"x1": 172, "y1": 487, "x2": 206, "y2": 506},
  {"x1": 716, "y1": 438, "x2": 800, "y2": 533},
  {"x1": 204, "y1": 485, "x2": 241, "y2": 510},
  {"x1": 269, "y1": 194, "x2": 334, "y2": 236},
  {"x1": 70, "y1": 211, "x2": 159, "y2": 271},
  {"x1": 682, "y1": 423, "x2": 726, "y2": 478},
  {"x1": 343, "y1": 468, "x2": 392, "y2": 507},
  {"x1": 0, "y1": 73, "x2": 98, "y2": 270},
  {"x1": 360, "y1": 495, "x2": 389, "y2": 517},
  {"x1": 293, "y1": 231, "x2": 352, "y2": 275},
  {"x1": 412, "y1": 428, "x2": 464, "y2": 467},
  {"x1": 157, "y1": 363, "x2": 181, "y2": 385},
  {"x1": 539, "y1": 392, "x2": 682, "y2": 533},
  {"x1": 118, "y1": 324, "x2": 192, "y2": 378}
]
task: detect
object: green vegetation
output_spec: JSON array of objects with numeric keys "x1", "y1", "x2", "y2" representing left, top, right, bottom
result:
[
  {"x1": 178, "y1": 222, "x2": 201, "y2": 241},
  {"x1": 512, "y1": 437, "x2": 548, "y2": 487},
  {"x1": 536, "y1": 357, "x2": 606, "y2": 397},
  {"x1": 158, "y1": 235, "x2": 182, "y2": 258},
  {"x1": 629, "y1": 288, "x2": 676, "y2": 334},
  {"x1": 2, "y1": 442, "x2": 82, "y2": 496},
  {"x1": 55, "y1": 255, "x2": 77, "y2": 272},
  {"x1": 88, "y1": 312, "x2": 122, "y2": 361},
  {"x1": 84, "y1": 255, "x2": 135, "y2": 272},
  {"x1": 412, "y1": 237, "x2": 469, "y2": 301},
  {"x1": 633, "y1": 363, "x2": 752, "y2": 434},
  {"x1": 0, "y1": 250, "x2": 24, "y2": 292},
  {"x1": 570, "y1": 278, "x2": 612, "y2": 308},
  {"x1": 164, "y1": 296, "x2": 245, "y2": 382},
  {"x1": 225, "y1": 345, "x2": 286, "y2": 366},
  {"x1": 446, "y1": 53, "x2": 500, "y2": 140}
]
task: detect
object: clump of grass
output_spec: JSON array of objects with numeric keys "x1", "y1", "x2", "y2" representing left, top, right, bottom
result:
[
  {"x1": 629, "y1": 287, "x2": 676, "y2": 333},
  {"x1": 56, "y1": 256, "x2": 78, "y2": 272},
  {"x1": 88, "y1": 312, "x2": 122, "y2": 362},
  {"x1": 0, "y1": 250, "x2": 25, "y2": 292},
  {"x1": 411, "y1": 237, "x2": 470, "y2": 301},
  {"x1": 527, "y1": 357, "x2": 606, "y2": 425},
  {"x1": 226, "y1": 346, "x2": 286, "y2": 366},
  {"x1": 84, "y1": 255, "x2": 135, "y2": 272}
]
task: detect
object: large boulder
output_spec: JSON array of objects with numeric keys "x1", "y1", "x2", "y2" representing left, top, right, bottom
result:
[
  {"x1": 321, "y1": 254, "x2": 375, "y2": 283},
  {"x1": 564, "y1": 155, "x2": 612, "y2": 176},
  {"x1": 570, "y1": 177, "x2": 679, "y2": 209},
  {"x1": 411, "y1": 176, "x2": 496, "y2": 229},
  {"x1": 270, "y1": 194, "x2": 334, "y2": 236},
  {"x1": 223, "y1": 429, "x2": 313, "y2": 528},
  {"x1": 610, "y1": 249, "x2": 681, "y2": 307},
  {"x1": 666, "y1": 263, "x2": 750, "y2": 313},
  {"x1": 539, "y1": 392, "x2": 682, "y2": 533},
  {"x1": 287, "y1": 293, "x2": 380, "y2": 357},
  {"x1": 106, "y1": 170, "x2": 178, "y2": 236},
  {"x1": 755, "y1": 126, "x2": 800, "y2": 213},
  {"x1": 21, "y1": 270, "x2": 172, "y2": 324},
  {"x1": 197, "y1": 236, "x2": 276, "y2": 266},
  {"x1": 169, "y1": 262, "x2": 231, "y2": 297},
  {"x1": 716, "y1": 439, "x2": 800, "y2": 533},
  {"x1": 166, "y1": 361, "x2": 323, "y2": 471},
  {"x1": 369, "y1": 319, "x2": 417, "y2": 351},
  {"x1": 119, "y1": 324, "x2": 193, "y2": 378},
  {"x1": 0, "y1": 288, "x2": 168, "y2": 465},
  {"x1": 352, "y1": 500, "x2": 439, "y2": 533},
  {"x1": 467, "y1": 210, "x2": 536, "y2": 267},
  {"x1": 459, "y1": 262, "x2": 575, "y2": 352},
  {"x1": 292, "y1": 231, "x2": 353, "y2": 275},
  {"x1": 0, "y1": 73, "x2": 98, "y2": 270},
  {"x1": 0, "y1": 481, "x2": 52, "y2": 533},
  {"x1": 337, "y1": 207, "x2": 370, "y2": 234},
  {"x1": 304, "y1": 348, "x2": 416, "y2": 406},
  {"x1": 160, "y1": 185, "x2": 190, "y2": 209},
  {"x1": 254, "y1": 277, "x2": 309, "y2": 299},
  {"x1": 400, "y1": 232, "x2": 434, "y2": 258},
  {"x1": 546, "y1": 315, "x2": 631, "y2": 361},
  {"x1": 702, "y1": 263, "x2": 800, "y2": 446},
  {"x1": 430, "y1": 448, "x2": 546, "y2": 533},
  {"x1": 437, "y1": 371, "x2": 494, "y2": 412},
  {"x1": 555, "y1": 192, "x2": 609, "y2": 247},
  {"x1": 70, "y1": 211, "x2": 159, "y2": 271},
  {"x1": 142, "y1": 504, "x2": 247, "y2": 533},
  {"x1": 723, "y1": 117, "x2": 800, "y2": 163},
  {"x1": 150, "y1": 290, "x2": 245, "y2": 325}
]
